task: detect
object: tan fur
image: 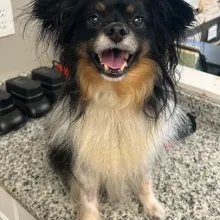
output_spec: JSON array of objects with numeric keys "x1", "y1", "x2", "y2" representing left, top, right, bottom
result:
[
  {"x1": 70, "y1": 57, "x2": 159, "y2": 199},
  {"x1": 96, "y1": 2, "x2": 105, "y2": 11},
  {"x1": 77, "y1": 58, "x2": 106, "y2": 100},
  {"x1": 79, "y1": 207, "x2": 101, "y2": 220},
  {"x1": 139, "y1": 177, "x2": 165, "y2": 219},
  {"x1": 78, "y1": 191, "x2": 100, "y2": 220},
  {"x1": 113, "y1": 58, "x2": 157, "y2": 106},
  {"x1": 126, "y1": 4, "x2": 135, "y2": 13},
  {"x1": 141, "y1": 40, "x2": 150, "y2": 57},
  {"x1": 49, "y1": 59, "x2": 187, "y2": 217},
  {"x1": 49, "y1": 56, "x2": 183, "y2": 203},
  {"x1": 78, "y1": 57, "x2": 157, "y2": 107},
  {"x1": 73, "y1": 103, "x2": 151, "y2": 196},
  {"x1": 76, "y1": 172, "x2": 101, "y2": 220}
]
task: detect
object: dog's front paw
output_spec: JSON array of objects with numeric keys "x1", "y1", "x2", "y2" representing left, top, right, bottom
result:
[
  {"x1": 143, "y1": 198, "x2": 166, "y2": 219},
  {"x1": 78, "y1": 210, "x2": 102, "y2": 220}
]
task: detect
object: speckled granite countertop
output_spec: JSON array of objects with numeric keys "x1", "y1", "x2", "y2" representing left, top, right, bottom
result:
[{"x1": 0, "y1": 88, "x2": 220, "y2": 220}]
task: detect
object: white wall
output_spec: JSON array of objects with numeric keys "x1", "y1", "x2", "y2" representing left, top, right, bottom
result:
[{"x1": 0, "y1": 0, "x2": 53, "y2": 81}]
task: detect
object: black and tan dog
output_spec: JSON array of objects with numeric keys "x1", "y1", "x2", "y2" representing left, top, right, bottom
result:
[{"x1": 26, "y1": 0, "x2": 195, "y2": 219}]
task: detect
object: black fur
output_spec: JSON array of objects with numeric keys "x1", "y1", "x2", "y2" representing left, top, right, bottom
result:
[
  {"x1": 176, "y1": 112, "x2": 197, "y2": 139},
  {"x1": 48, "y1": 144, "x2": 83, "y2": 186},
  {"x1": 25, "y1": 0, "x2": 195, "y2": 120},
  {"x1": 48, "y1": 145, "x2": 73, "y2": 176}
]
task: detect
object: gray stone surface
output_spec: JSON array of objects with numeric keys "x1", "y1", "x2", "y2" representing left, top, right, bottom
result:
[
  {"x1": 177, "y1": 88, "x2": 220, "y2": 126},
  {"x1": 0, "y1": 89, "x2": 220, "y2": 220}
]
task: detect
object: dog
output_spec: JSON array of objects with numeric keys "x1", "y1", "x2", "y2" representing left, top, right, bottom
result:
[{"x1": 26, "y1": 0, "x2": 195, "y2": 219}]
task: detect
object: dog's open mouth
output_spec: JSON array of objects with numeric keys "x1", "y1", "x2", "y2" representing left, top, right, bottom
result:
[{"x1": 93, "y1": 49, "x2": 134, "y2": 79}]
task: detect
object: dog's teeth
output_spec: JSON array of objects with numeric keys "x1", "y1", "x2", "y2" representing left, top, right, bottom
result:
[
  {"x1": 124, "y1": 53, "x2": 129, "y2": 60},
  {"x1": 120, "y1": 62, "x2": 127, "y2": 71},
  {"x1": 104, "y1": 65, "x2": 109, "y2": 71},
  {"x1": 98, "y1": 54, "x2": 102, "y2": 62}
]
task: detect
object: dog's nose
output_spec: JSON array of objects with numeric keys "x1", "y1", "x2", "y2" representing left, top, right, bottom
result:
[{"x1": 104, "y1": 23, "x2": 129, "y2": 43}]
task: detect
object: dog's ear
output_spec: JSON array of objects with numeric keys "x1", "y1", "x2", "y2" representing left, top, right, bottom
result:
[
  {"x1": 145, "y1": 0, "x2": 195, "y2": 67},
  {"x1": 147, "y1": 0, "x2": 195, "y2": 42},
  {"x1": 160, "y1": 0, "x2": 195, "y2": 38},
  {"x1": 27, "y1": 0, "x2": 84, "y2": 47}
]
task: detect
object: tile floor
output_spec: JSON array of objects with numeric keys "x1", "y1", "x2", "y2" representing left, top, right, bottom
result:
[{"x1": 0, "y1": 187, "x2": 35, "y2": 220}]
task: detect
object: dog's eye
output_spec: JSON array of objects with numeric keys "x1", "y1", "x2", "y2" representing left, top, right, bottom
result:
[
  {"x1": 133, "y1": 17, "x2": 144, "y2": 28},
  {"x1": 88, "y1": 15, "x2": 100, "y2": 26}
]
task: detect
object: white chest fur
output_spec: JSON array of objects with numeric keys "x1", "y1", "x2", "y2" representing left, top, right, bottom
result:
[
  {"x1": 73, "y1": 103, "x2": 154, "y2": 181},
  {"x1": 71, "y1": 87, "x2": 160, "y2": 187},
  {"x1": 49, "y1": 89, "x2": 186, "y2": 198}
]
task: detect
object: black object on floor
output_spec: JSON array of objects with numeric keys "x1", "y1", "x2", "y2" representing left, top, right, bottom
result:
[
  {"x1": 177, "y1": 112, "x2": 197, "y2": 140},
  {"x1": 6, "y1": 76, "x2": 51, "y2": 118},
  {"x1": 32, "y1": 67, "x2": 64, "y2": 102},
  {"x1": 0, "y1": 90, "x2": 25, "y2": 134}
]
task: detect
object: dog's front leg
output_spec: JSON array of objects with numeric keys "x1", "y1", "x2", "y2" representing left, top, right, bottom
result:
[
  {"x1": 73, "y1": 171, "x2": 101, "y2": 220},
  {"x1": 139, "y1": 175, "x2": 166, "y2": 219}
]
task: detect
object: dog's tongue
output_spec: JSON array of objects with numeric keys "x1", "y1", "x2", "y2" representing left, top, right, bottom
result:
[{"x1": 102, "y1": 50, "x2": 125, "y2": 69}]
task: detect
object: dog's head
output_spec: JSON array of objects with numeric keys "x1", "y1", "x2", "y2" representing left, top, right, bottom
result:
[
  {"x1": 28, "y1": 0, "x2": 194, "y2": 115},
  {"x1": 30, "y1": 0, "x2": 193, "y2": 79}
]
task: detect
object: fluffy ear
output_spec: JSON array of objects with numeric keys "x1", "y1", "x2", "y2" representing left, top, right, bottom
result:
[
  {"x1": 143, "y1": 0, "x2": 195, "y2": 118},
  {"x1": 26, "y1": 0, "x2": 84, "y2": 48},
  {"x1": 148, "y1": 0, "x2": 195, "y2": 41},
  {"x1": 161, "y1": 0, "x2": 195, "y2": 37},
  {"x1": 145, "y1": 0, "x2": 195, "y2": 66}
]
